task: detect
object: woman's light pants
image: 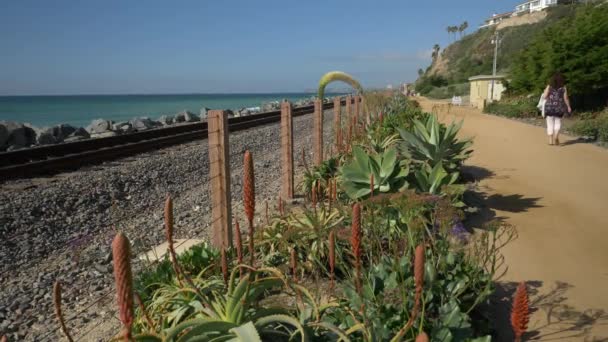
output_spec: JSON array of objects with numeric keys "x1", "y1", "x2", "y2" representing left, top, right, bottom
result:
[{"x1": 546, "y1": 116, "x2": 561, "y2": 136}]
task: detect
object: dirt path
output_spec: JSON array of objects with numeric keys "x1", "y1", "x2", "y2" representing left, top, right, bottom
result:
[{"x1": 419, "y1": 98, "x2": 608, "y2": 341}]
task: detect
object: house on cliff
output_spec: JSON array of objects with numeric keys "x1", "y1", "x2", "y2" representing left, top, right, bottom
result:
[
  {"x1": 515, "y1": 0, "x2": 558, "y2": 14},
  {"x1": 479, "y1": 0, "x2": 560, "y2": 28}
]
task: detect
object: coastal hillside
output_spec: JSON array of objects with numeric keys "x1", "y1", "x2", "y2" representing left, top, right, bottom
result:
[{"x1": 416, "y1": 4, "x2": 579, "y2": 98}]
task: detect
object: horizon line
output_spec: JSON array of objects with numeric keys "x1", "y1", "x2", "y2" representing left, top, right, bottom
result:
[{"x1": 0, "y1": 90, "x2": 356, "y2": 97}]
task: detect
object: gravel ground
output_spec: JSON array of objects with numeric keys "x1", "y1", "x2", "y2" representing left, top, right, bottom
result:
[{"x1": 0, "y1": 109, "x2": 337, "y2": 341}]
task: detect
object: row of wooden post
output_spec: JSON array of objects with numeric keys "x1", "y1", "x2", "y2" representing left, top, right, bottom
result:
[{"x1": 207, "y1": 95, "x2": 362, "y2": 248}]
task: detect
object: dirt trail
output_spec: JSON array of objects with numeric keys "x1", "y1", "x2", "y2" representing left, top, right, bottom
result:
[{"x1": 419, "y1": 98, "x2": 608, "y2": 341}]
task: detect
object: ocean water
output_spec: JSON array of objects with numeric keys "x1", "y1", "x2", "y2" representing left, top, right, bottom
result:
[{"x1": 0, "y1": 93, "x2": 335, "y2": 128}]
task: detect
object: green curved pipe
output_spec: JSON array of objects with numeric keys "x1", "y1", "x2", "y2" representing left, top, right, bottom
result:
[{"x1": 317, "y1": 71, "x2": 363, "y2": 100}]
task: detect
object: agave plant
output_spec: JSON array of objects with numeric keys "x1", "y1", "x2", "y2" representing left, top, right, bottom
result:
[
  {"x1": 398, "y1": 114, "x2": 472, "y2": 173},
  {"x1": 413, "y1": 162, "x2": 459, "y2": 195},
  {"x1": 365, "y1": 132, "x2": 401, "y2": 154},
  {"x1": 341, "y1": 146, "x2": 408, "y2": 200}
]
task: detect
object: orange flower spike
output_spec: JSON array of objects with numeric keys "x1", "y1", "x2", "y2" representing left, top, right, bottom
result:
[
  {"x1": 351, "y1": 203, "x2": 362, "y2": 293},
  {"x1": 290, "y1": 248, "x2": 298, "y2": 282},
  {"x1": 112, "y1": 232, "x2": 134, "y2": 341},
  {"x1": 511, "y1": 282, "x2": 530, "y2": 342},
  {"x1": 329, "y1": 230, "x2": 336, "y2": 289}
]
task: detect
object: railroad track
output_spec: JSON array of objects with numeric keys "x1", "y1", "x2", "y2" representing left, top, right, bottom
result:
[{"x1": 0, "y1": 100, "x2": 346, "y2": 181}]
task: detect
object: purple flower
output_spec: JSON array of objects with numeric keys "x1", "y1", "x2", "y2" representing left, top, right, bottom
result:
[{"x1": 450, "y1": 221, "x2": 469, "y2": 242}]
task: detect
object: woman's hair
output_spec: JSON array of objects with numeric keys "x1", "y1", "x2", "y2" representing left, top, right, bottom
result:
[{"x1": 549, "y1": 72, "x2": 565, "y2": 89}]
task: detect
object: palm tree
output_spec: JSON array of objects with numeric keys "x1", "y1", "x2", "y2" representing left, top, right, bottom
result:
[
  {"x1": 459, "y1": 21, "x2": 469, "y2": 37},
  {"x1": 431, "y1": 44, "x2": 441, "y2": 61},
  {"x1": 450, "y1": 26, "x2": 458, "y2": 40}
]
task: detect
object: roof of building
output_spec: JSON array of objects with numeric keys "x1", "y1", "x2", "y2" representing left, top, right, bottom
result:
[
  {"x1": 516, "y1": 0, "x2": 535, "y2": 6},
  {"x1": 468, "y1": 75, "x2": 507, "y2": 81},
  {"x1": 493, "y1": 11, "x2": 514, "y2": 18}
]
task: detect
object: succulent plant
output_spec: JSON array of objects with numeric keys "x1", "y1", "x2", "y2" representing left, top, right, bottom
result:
[
  {"x1": 329, "y1": 230, "x2": 336, "y2": 289},
  {"x1": 341, "y1": 146, "x2": 408, "y2": 200},
  {"x1": 413, "y1": 162, "x2": 459, "y2": 195},
  {"x1": 398, "y1": 114, "x2": 472, "y2": 173}
]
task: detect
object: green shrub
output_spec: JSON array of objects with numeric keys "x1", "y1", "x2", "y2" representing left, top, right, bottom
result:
[
  {"x1": 570, "y1": 119, "x2": 598, "y2": 138},
  {"x1": 425, "y1": 83, "x2": 470, "y2": 99},
  {"x1": 598, "y1": 117, "x2": 608, "y2": 142},
  {"x1": 570, "y1": 109, "x2": 608, "y2": 141},
  {"x1": 484, "y1": 97, "x2": 538, "y2": 118}
]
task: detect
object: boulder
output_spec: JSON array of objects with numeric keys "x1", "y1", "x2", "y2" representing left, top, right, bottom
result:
[
  {"x1": 72, "y1": 127, "x2": 90, "y2": 138},
  {"x1": 66, "y1": 127, "x2": 90, "y2": 141},
  {"x1": 36, "y1": 124, "x2": 77, "y2": 145},
  {"x1": 174, "y1": 111, "x2": 199, "y2": 123},
  {"x1": 261, "y1": 101, "x2": 280, "y2": 113},
  {"x1": 113, "y1": 122, "x2": 133, "y2": 133},
  {"x1": 157, "y1": 115, "x2": 174, "y2": 126},
  {"x1": 87, "y1": 119, "x2": 113, "y2": 134},
  {"x1": 238, "y1": 108, "x2": 251, "y2": 117},
  {"x1": 36, "y1": 128, "x2": 58, "y2": 145},
  {"x1": 56, "y1": 124, "x2": 77, "y2": 138},
  {"x1": 130, "y1": 117, "x2": 159, "y2": 131},
  {"x1": 0, "y1": 121, "x2": 37, "y2": 148},
  {"x1": 200, "y1": 108, "x2": 210, "y2": 120},
  {"x1": 0, "y1": 123, "x2": 8, "y2": 147}
]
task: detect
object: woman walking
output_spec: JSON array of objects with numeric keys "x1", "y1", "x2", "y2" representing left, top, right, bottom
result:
[{"x1": 543, "y1": 72, "x2": 572, "y2": 146}]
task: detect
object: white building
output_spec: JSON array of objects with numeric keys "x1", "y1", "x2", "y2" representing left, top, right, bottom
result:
[
  {"x1": 479, "y1": 12, "x2": 514, "y2": 28},
  {"x1": 480, "y1": 0, "x2": 560, "y2": 28},
  {"x1": 515, "y1": 0, "x2": 558, "y2": 14}
]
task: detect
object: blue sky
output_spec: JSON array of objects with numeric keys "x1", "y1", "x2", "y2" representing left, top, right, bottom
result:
[{"x1": 0, "y1": 0, "x2": 520, "y2": 95}]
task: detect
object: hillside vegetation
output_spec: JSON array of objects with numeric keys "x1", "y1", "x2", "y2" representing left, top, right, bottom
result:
[
  {"x1": 416, "y1": 4, "x2": 581, "y2": 98},
  {"x1": 508, "y1": 3, "x2": 608, "y2": 108}
]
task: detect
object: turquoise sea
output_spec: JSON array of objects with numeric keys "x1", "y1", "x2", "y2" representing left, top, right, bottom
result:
[{"x1": 0, "y1": 93, "x2": 334, "y2": 128}]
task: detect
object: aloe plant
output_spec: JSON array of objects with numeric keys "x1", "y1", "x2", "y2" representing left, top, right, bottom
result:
[
  {"x1": 130, "y1": 267, "x2": 340, "y2": 341},
  {"x1": 398, "y1": 114, "x2": 472, "y2": 173},
  {"x1": 341, "y1": 146, "x2": 408, "y2": 200},
  {"x1": 318, "y1": 71, "x2": 363, "y2": 100},
  {"x1": 300, "y1": 157, "x2": 338, "y2": 199}
]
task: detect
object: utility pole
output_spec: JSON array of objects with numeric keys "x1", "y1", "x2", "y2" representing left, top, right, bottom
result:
[{"x1": 490, "y1": 31, "x2": 501, "y2": 102}]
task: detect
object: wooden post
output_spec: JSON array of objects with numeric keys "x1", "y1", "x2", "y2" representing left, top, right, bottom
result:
[
  {"x1": 354, "y1": 95, "x2": 360, "y2": 124},
  {"x1": 333, "y1": 97, "x2": 341, "y2": 151},
  {"x1": 281, "y1": 101, "x2": 294, "y2": 199},
  {"x1": 208, "y1": 110, "x2": 232, "y2": 248},
  {"x1": 345, "y1": 95, "x2": 352, "y2": 124},
  {"x1": 361, "y1": 95, "x2": 369, "y2": 125},
  {"x1": 313, "y1": 99, "x2": 323, "y2": 165}
]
